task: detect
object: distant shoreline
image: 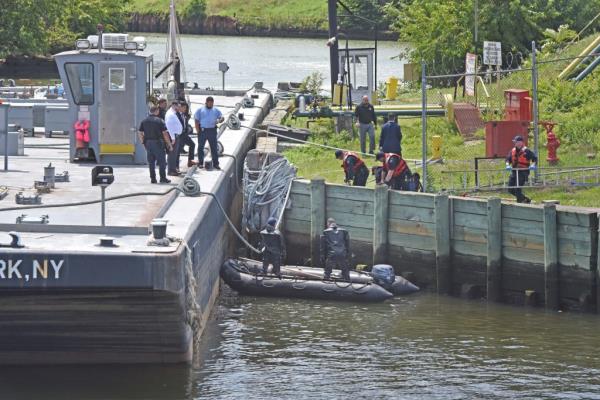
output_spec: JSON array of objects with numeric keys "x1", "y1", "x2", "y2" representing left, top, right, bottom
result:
[{"x1": 128, "y1": 13, "x2": 398, "y2": 41}]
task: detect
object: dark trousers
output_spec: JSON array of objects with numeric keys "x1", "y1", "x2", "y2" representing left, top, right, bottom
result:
[
  {"x1": 352, "y1": 165, "x2": 369, "y2": 187},
  {"x1": 325, "y1": 256, "x2": 350, "y2": 281},
  {"x1": 198, "y1": 127, "x2": 219, "y2": 167},
  {"x1": 262, "y1": 251, "x2": 281, "y2": 275},
  {"x1": 508, "y1": 170, "x2": 529, "y2": 202},
  {"x1": 167, "y1": 135, "x2": 180, "y2": 173},
  {"x1": 176, "y1": 132, "x2": 196, "y2": 166},
  {"x1": 145, "y1": 140, "x2": 167, "y2": 181}
]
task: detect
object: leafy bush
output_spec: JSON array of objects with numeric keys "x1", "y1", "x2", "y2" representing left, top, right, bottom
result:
[{"x1": 183, "y1": 0, "x2": 207, "y2": 20}]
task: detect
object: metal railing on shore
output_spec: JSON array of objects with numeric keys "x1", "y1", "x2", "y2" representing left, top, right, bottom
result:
[{"x1": 440, "y1": 165, "x2": 600, "y2": 192}]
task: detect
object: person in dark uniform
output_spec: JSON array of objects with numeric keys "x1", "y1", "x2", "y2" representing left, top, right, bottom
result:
[
  {"x1": 138, "y1": 106, "x2": 173, "y2": 183},
  {"x1": 374, "y1": 152, "x2": 411, "y2": 190},
  {"x1": 320, "y1": 218, "x2": 351, "y2": 281},
  {"x1": 260, "y1": 217, "x2": 285, "y2": 278},
  {"x1": 379, "y1": 113, "x2": 402, "y2": 154},
  {"x1": 157, "y1": 98, "x2": 168, "y2": 120},
  {"x1": 335, "y1": 149, "x2": 369, "y2": 186},
  {"x1": 506, "y1": 135, "x2": 537, "y2": 203},
  {"x1": 176, "y1": 101, "x2": 197, "y2": 168}
]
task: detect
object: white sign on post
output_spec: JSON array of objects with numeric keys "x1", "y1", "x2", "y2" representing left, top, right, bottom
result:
[
  {"x1": 465, "y1": 53, "x2": 476, "y2": 96},
  {"x1": 483, "y1": 41, "x2": 502, "y2": 66}
]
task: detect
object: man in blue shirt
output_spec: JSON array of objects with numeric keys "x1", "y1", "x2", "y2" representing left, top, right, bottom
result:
[
  {"x1": 379, "y1": 113, "x2": 402, "y2": 154},
  {"x1": 194, "y1": 96, "x2": 224, "y2": 169}
]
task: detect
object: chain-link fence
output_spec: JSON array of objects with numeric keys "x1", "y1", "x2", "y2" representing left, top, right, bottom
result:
[{"x1": 418, "y1": 40, "x2": 600, "y2": 194}]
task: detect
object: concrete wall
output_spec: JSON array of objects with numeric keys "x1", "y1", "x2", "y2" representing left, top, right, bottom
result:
[{"x1": 284, "y1": 179, "x2": 599, "y2": 312}]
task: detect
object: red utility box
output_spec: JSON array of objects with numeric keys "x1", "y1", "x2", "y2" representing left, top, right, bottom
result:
[
  {"x1": 485, "y1": 120, "x2": 529, "y2": 158},
  {"x1": 504, "y1": 89, "x2": 532, "y2": 121}
]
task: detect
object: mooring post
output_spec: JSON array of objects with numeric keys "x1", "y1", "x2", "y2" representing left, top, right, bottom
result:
[
  {"x1": 543, "y1": 203, "x2": 559, "y2": 310},
  {"x1": 310, "y1": 178, "x2": 326, "y2": 267},
  {"x1": 486, "y1": 197, "x2": 502, "y2": 302},
  {"x1": 372, "y1": 184, "x2": 389, "y2": 265},
  {"x1": 434, "y1": 194, "x2": 451, "y2": 294}
]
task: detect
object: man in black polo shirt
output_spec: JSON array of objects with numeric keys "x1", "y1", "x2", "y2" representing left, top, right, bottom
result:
[
  {"x1": 354, "y1": 95, "x2": 377, "y2": 154},
  {"x1": 138, "y1": 106, "x2": 173, "y2": 184}
]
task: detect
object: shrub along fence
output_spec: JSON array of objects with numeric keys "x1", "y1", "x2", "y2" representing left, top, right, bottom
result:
[{"x1": 283, "y1": 179, "x2": 599, "y2": 312}]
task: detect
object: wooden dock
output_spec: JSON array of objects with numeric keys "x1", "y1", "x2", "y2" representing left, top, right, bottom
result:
[{"x1": 284, "y1": 179, "x2": 600, "y2": 313}]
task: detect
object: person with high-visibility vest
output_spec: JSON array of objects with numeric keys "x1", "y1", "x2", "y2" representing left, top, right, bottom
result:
[
  {"x1": 335, "y1": 150, "x2": 369, "y2": 186},
  {"x1": 505, "y1": 135, "x2": 537, "y2": 203},
  {"x1": 375, "y1": 151, "x2": 411, "y2": 190}
]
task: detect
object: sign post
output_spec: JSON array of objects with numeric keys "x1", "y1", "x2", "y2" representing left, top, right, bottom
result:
[
  {"x1": 465, "y1": 53, "x2": 477, "y2": 97},
  {"x1": 483, "y1": 41, "x2": 502, "y2": 87},
  {"x1": 219, "y1": 62, "x2": 229, "y2": 93},
  {"x1": 483, "y1": 41, "x2": 502, "y2": 66}
]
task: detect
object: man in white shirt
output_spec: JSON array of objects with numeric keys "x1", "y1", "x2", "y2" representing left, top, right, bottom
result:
[{"x1": 165, "y1": 101, "x2": 183, "y2": 176}]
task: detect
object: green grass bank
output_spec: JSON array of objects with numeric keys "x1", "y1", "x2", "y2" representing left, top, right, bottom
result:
[{"x1": 281, "y1": 34, "x2": 600, "y2": 208}]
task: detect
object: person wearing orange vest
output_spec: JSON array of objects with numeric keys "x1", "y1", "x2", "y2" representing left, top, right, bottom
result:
[
  {"x1": 375, "y1": 152, "x2": 410, "y2": 190},
  {"x1": 505, "y1": 135, "x2": 537, "y2": 203},
  {"x1": 335, "y1": 150, "x2": 369, "y2": 186}
]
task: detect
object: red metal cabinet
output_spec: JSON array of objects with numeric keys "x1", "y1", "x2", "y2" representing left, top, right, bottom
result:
[
  {"x1": 504, "y1": 89, "x2": 531, "y2": 121},
  {"x1": 485, "y1": 120, "x2": 529, "y2": 158}
]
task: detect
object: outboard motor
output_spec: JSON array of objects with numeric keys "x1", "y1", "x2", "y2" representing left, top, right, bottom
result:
[{"x1": 371, "y1": 264, "x2": 396, "y2": 287}]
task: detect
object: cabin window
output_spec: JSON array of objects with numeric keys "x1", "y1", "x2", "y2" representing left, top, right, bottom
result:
[
  {"x1": 109, "y1": 68, "x2": 126, "y2": 91},
  {"x1": 65, "y1": 63, "x2": 94, "y2": 105}
]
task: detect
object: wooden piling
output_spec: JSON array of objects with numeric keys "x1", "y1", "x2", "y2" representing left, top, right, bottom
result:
[
  {"x1": 543, "y1": 203, "x2": 559, "y2": 310},
  {"x1": 372, "y1": 184, "x2": 389, "y2": 265},
  {"x1": 486, "y1": 197, "x2": 502, "y2": 302},
  {"x1": 310, "y1": 178, "x2": 326, "y2": 267},
  {"x1": 597, "y1": 224, "x2": 600, "y2": 313},
  {"x1": 434, "y1": 194, "x2": 451, "y2": 294}
]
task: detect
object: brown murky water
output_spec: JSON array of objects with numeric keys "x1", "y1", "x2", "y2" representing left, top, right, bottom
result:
[{"x1": 2, "y1": 288, "x2": 599, "y2": 399}]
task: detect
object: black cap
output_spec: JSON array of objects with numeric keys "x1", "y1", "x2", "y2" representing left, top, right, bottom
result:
[
  {"x1": 335, "y1": 150, "x2": 343, "y2": 158},
  {"x1": 513, "y1": 135, "x2": 524, "y2": 142}
]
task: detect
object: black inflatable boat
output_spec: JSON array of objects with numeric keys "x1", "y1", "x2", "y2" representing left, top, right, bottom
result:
[
  {"x1": 221, "y1": 258, "x2": 394, "y2": 303},
  {"x1": 229, "y1": 257, "x2": 420, "y2": 296}
]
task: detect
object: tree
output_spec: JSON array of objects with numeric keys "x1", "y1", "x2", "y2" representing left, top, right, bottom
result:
[
  {"x1": 338, "y1": 0, "x2": 387, "y2": 30},
  {"x1": 0, "y1": 0, "x2": 130, "y2": 58},
  {"x1": 384, "y1": 0, "x2": 600, "y2": 74},
  {"x1": 183, "y1": 0, "x2": 207, "y2": 20}
]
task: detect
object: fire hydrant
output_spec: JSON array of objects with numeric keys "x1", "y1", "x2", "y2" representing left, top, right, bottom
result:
[{"x1": 540, "y1": 121, "x2": 560, "y2": 165}]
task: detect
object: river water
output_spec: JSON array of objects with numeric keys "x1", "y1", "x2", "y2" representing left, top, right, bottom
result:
[
  {"x1": 142, "y1": 34, "x2": 408, "y2": 90},
  {"x1": 2, "y1": 287, "x2": 599, "y2": 399}
]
